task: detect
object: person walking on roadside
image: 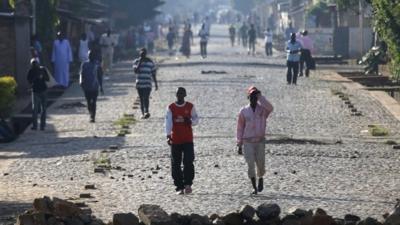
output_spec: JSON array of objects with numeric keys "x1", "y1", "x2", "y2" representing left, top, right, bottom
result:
[
  {"x1": 180, "y1": 25, "x2": 193, "y2": 58},
  {"x1": 27, "y1": 58, "x2": 50, "y2": 131},
  {"x1": 51, "y1": 31, "x2": 73, "y2": 88},
  {"x1": 166, "y1": 27, "x2": 176, "y2": 56},
  {"x1": 229, "y1": 24, "x2": 236, "y2": 47},
  {"x1": 79, "y1": 33, "x2": 90, "y2": 63},
  {"x1": 165, "y1": 87, "x2": 199, "y2": 195},
  {"x1": 248, "y1": 24, "x2": 257, "y2": 56},
  {"x1": 133, "y1": 48, "x2": 158, "y2": 119},
  {"x1": 237, "y1": 86, "x2": 273, "y2": 195},
  {"x1": 240, "y1": 22, "x2": 248, "y2": 48},
  {"x1": 286, "y1": 33, "x2": 302, "y2": 85},
  {"x1": 264, "y1": 28, "x2": 273, "y2": 56},
  {"x1": 100, "y1": 29, "x2": 115, "y2": 75},
  {"x1": 198, "y1": 24, "x2": 209, "y2": 58},
  {"x1": 79, "y1": 51, "x2": 104, "y2": 123},
  {"x1": 298, "y1": 30, "x2": 314, "y2": 77}
]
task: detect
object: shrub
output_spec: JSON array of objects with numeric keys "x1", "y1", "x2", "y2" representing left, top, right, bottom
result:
[{"x1": 0, "y1": 76, "x2": 17, "y2": 119}]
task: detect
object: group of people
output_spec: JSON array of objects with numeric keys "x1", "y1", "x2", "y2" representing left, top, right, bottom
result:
[
  {"x1": 286, "y1": 30, "x2": 315, "y2": 85},
  {"x1": 161, "y1": 84, "x2": 274, "y2": 195},
  {"x1": 165, "y1": 18, "x2": 211, "y2": 59},
  {"x1": 228, "y1": 23, "x2": 257, "y2": 55}
]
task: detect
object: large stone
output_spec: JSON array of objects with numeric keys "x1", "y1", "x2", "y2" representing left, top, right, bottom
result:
[
  {"x1": 282, "y1": 214, "x2": 301, "y2": 225},
  {"x1": 138, "y1": 205, "x2": 171, "y2": 225},
  {"x1": 65, "y1": 217, "x2": 84, "y2": 225},
  {"x1": 345, "y1": 214, "x2": 361, "y2": 225},
  {"x1": 314, "y1": 208, "x2": 327, "y2": 216},
  {"x1": 240, "y1": 205, "x2": 256, "y2": 221},
  {"x1": 53, "y1": 198, "x2": 83, "y2": 218},
  {"x1": 223, "y1": 212, "x2": 244, "y2": 225},
  {"x1": 190, "y1": 213, "x2": 211, "y2": 225},
  {"x1": 357, "y1": 217, "x2": 381, "y2": 225},
  {"x1": 291, "y1": 209, "x2": 312, "y2": 218},
  {"x1": 113, "y1": 213, "x2": 140, "y2": 225},
  {"x1": 170, "y1": 212, "x2": 190, "y2": 225},
  {"x1": 256, "y1": 203, "x2": 281, "y2": 221},
  {"x1": 33, "y1": 196, "x2": 52, "y2": 214},
  {"x1": 16, "y1": 214, "x2": 34, "y2": 225},
  {"x1": 311, "y1": 215, "x2": 335, "y2": 225}
]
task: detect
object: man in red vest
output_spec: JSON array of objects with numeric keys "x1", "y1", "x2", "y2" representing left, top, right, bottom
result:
[{"x1": 165, "y1": 87, "x2": 199, "y2": 195}]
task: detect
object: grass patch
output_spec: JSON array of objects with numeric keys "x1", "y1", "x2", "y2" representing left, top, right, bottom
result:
[
  {"x1": 385, "y1": 140, "x2": 398, "y2": 145},
  {"x1": 114, "y1": 114, "x2": 136, "y2": 137},
  {"x1": 369, "y1": 125, "x2": 390, "y2": 136},
  {"x1": 114, "y1": 114, "x2": 136, "y2": 127},
  {"x1": 94, "y1": 154, "x2": 111, "y2": 169}
]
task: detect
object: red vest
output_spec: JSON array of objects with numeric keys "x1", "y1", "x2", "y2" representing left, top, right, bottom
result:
[{"x1": 169, "y1": 102, "x2": 194, "y2": 144}]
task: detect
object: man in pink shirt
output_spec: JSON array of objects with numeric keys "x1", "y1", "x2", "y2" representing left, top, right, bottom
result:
[
  {"x1": 237, "y1": 86, "x2": 274, "y2": 195},
  {"x1": 298, "y1": 30, "x2": 314, "y2": 77}
]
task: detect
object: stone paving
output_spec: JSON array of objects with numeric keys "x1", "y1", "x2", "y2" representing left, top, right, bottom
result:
[{"x1": 1, "y1": 25, "x2": 400, "y2": 222}]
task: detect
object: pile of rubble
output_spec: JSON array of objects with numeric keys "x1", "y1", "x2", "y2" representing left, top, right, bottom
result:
[{"x1": 16, "y1": 196, "x2": 400, "y2": 225}]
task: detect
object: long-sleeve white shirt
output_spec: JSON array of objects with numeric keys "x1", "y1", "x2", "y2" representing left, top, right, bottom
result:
[{"x1": 165, "y1": 102, "x2": 199, "y2": 136}]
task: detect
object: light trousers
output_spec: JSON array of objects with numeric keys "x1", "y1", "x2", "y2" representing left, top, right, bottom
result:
[{"x1": 243, "y1": 141, "x2": 266, "y2": 179}]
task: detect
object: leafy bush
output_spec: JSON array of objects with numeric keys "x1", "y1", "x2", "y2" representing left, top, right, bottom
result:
[
  {"x1": 372, "y1": 0, "x2": 400, "y2": 81},
  {"x1": 0, "y1": 76, "x2": 17, "y2": 119}
]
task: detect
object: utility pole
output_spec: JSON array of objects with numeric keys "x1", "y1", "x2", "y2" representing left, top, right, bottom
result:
[
  {"x1": 31, "y1": 0, "x2": 36, "y2": 35},
  {"x1": 359, "y1": 0, "x2": 364, "y2": 57}
]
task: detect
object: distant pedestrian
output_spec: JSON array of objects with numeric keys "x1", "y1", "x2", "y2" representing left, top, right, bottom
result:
[
  {"x1": 198, "y1": 24, "x2": 209, "y2": 58},
  {"x1": 240, "y1": 22, "x2": 248, "y2": 48},
  {"x1": 79, "y1": 51, "x2": 104, "y2": 123},
  {"x1": 286, "y1": 33, "x2": 302, "y2": 85},
  {"x1": 203, "y1": 16, "x2": 211, "y2": 35},
  {"x1": 264, "y1": 28, "x2": 273, "y2": 56},
  {"x1": 51, "y1": 32, "x2": 73, "y2": 88},
  {"x1": 100, "y1": 29, "x2": 115, "y2": 74},
  {"x1": 181, "y1": 25, "x2": 193, "y2": 58},
  {"x1": 27, "y1": 58, "x2": 49, "y2": 130},
  {"x1": 31, "y1": 35, "x2": 43, "y2": 63},
  {"x1": 229, "y1": 24, "x2": 236, "y2": 47},
  {"x1": 298, "y1": 30, "x2": 314, "y2": 77},
  {"x1": 237, "y1": 86, "x2": 273, "y2": 195},
  {"x1": 285, "y1": 22, "x2": 296, "y2": 41},
  {"x1": 166, "y1": 27, "x2": 176, "y2": 56},
  {"x1": 133, "y1": 48, "x2": 158, "y2": 119},
  {"x1": 248, "y1": 24, "x2": 257, "y2": 55},
  {"x1": 79, "y1": 33, "x2": 90, "y2": 63},
  {"x1": 165, "y1": 87, "x2": 199, "y2": 195}
]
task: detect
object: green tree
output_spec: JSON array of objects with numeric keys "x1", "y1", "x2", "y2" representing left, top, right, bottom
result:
[
  {"x1": 231, "y1": 0, "x2": 255, "y2": 15},
  {"x1": 371, "y1": 0, "x2": 400, "y2": 80},
  {"x1": 108, "y1": 0, "x2": 165, "y2": 28}
]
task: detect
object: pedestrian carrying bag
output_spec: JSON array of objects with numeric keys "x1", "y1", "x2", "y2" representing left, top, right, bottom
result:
[{"x1": 43, "y1": 67, "x2": 57, "y2": 88}]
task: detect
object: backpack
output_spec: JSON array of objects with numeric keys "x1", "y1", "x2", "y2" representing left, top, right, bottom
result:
[{"x1": 80, "y1": 62, "x2": 99, "y2": 91}]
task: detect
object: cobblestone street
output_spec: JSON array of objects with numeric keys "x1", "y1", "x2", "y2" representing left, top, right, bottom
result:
[{"x1": 1, "y1": 25, "x2": 400, "y2": 221}]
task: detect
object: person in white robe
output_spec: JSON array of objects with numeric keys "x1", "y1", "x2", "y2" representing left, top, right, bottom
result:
[
  {"x1": 51, "y1": 32, "x2": 73, "y2": 88},
  {"x1": 79, "y1": 33, "x2": 89, "y2": 63}
]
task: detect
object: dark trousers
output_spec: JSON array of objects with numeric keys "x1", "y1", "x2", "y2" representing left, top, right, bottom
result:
[
  {"x1": 242, "y1": 36, "x2": 248, "y2": 47},
  {"x1": 248, "y1": 40, "x2": 255, "y2": 54},
  {"x1": 84, "y1": 90, "x2": 98, "y2": 119},
  {"x1": 171, "y1": 143, "x2": 195, "y2": 190},
  {"x1": 300, "y1": 49, "x2": 311, "y2": 77},
  {"x1": 200, "y1": 42, "x2": 207, "y2": 57},
  {"x1": 287, "y1": 61, "x2": 299, "y2": 85},
  {"x1": 32, "y1": 92, "x2": 47, "y2": 129},
  {"x1": 265, "y1": 43, "x2": 273, "y2": 56},
  {"x1": 137, "y1": 88, "x2": 151, "y2": 115}
]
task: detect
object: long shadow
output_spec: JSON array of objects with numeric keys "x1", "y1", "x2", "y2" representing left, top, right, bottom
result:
[
  {"x1": 0, "y1": 200, "x2": 31, "y2": 220},
  {"x1": 193, "y1": 192, "x2": 394, "y2": 205},
  {"x1": 0, "y1": 123, "x2": 126, "y2": 159},
  {"x1": 159, "y1": 61, "x2": 287, "y2": 68}
]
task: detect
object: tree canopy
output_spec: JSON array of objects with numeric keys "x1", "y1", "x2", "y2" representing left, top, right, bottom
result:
[{"x1": 107, "y1": 0, "x2": 164, "y2": 28}]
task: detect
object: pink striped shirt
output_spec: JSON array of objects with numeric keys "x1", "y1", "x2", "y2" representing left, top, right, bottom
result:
[{"x1": 237, "y1": 95, "x2": 273, "y2": 144}]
